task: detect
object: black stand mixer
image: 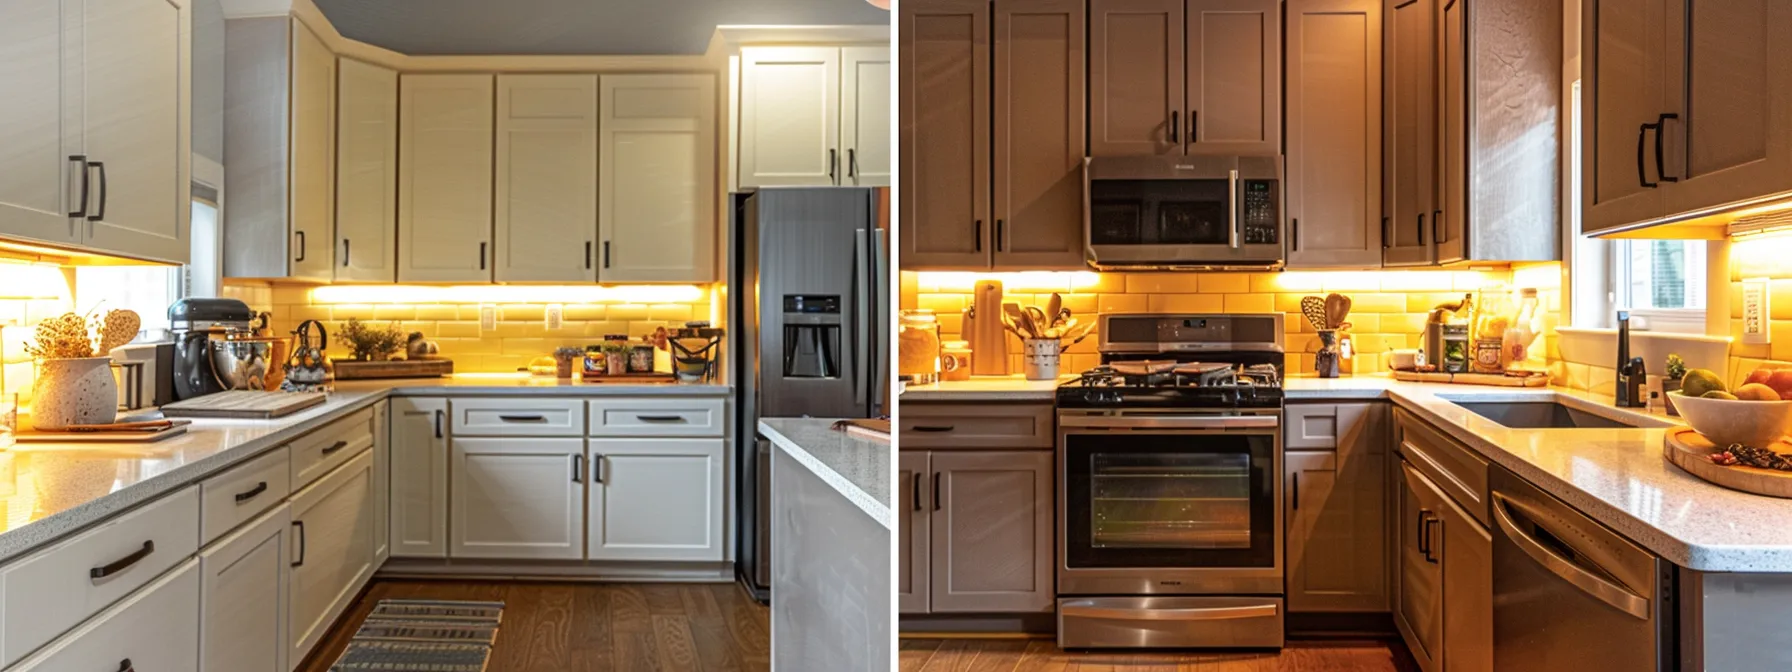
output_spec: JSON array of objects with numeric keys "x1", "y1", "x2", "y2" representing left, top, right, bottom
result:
[{"x1": 168, "y1": 298, "x2": 255, "y2": 400}]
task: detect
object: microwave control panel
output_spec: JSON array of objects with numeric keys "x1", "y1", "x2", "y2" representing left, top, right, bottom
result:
[{"x1": 1240, "y1": 180, "x2": 1279, "y2": 245}]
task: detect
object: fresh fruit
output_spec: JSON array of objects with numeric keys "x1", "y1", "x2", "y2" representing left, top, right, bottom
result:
[
  {"x1": 1768, "y1": 370, "x2": 1792, "y2": 400},
  {"x1": 1745, "y1": 368, "x2": 1775, "y2": 386},
  {"x1": 1681, "y1": 369, "x2": 1727, "y2": 398},
  {"x1": 1735, "y1": 383, "x2": 1782, "y2": 401},
  {"x1": 1702, "y1": 390, "x2": 1739, "y2": 400}
]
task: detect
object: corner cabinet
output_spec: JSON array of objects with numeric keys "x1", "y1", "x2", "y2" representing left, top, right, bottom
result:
[
  {"x1": 599, "y1": 74, "x2": 718, "y2": 283},
  {"x1": 739, "y1": 46, "x2": 890, "y2": 188},
  {"x1": 223, "y1": 16, "x2": 332, "y2": 279},
  {"x1": 1283, "y1": 403, "x2": 1389, "y2": 613},
  {"x1": 335, "y1": 58, "x2": 399, "y2": 283},
  {"x1": 1285, "y1": 0, "x2": 1384, "y2": 268},
  {"x1": 398, "y1": 74, "x2": 495, "y2": 282}
]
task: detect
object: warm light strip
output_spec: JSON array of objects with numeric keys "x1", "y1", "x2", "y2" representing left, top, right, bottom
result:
[
  {"x1": 0, "y1": 264, "x2": 70, "y2": 300},
  {"x1": 913, "y1": 271, "x2": 1102, "y2": 292},
  {"x1": 309, "y1": 285, "x2": 707, "y2": 305}
]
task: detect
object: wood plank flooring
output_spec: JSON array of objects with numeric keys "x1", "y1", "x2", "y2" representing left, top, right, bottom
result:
[
  {"x1": 900, "y1": 638, "x2": 1421, "y2": 672},
  {"x1": 296, "y1": 580, "x2": 770, "y2": 672}
]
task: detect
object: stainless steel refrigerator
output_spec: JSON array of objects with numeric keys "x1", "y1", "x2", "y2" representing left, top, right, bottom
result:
[{"x1": 730, "y1": 187, "x2": 889, "y2": 600}]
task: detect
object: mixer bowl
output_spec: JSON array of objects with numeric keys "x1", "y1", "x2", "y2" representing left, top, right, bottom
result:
[{"x1": 211, "y1": 339, "x2": 273, "y2": 391}]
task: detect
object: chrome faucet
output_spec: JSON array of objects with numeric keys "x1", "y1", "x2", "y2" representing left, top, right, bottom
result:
[{"x1": 1616, "y1": 311, "x2": 1647, "y2": 408}]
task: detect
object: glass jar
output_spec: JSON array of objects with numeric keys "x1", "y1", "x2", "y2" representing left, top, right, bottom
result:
[
  {"x1": 940, "y1": 341, "x2": 973, "y2": 382},
  {"x1": 898, "y1": 309, "x2": 942, "y2": 383},
  {"x1": 1471, "y1": 287, "x2": 1513, "y2": 373}
]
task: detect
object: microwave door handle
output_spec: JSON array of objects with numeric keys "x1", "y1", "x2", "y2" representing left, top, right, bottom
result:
[
  {"x1": 853, "y1": 228, "x2": 870, "y2": 408},
  {"x1": 1228, "y1": 169, "x2": 1241, "y2": 249}
]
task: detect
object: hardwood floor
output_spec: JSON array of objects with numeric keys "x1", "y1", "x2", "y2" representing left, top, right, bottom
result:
[
  {"x1": 296, "y1": 580, "x2": 771, "y2": 672},
  {"x1": 900, "y1": 638, "x2": 1421, "y2": 672}
]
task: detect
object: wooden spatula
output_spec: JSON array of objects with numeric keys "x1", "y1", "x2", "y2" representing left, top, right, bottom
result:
[{"x1": 1300, "y1": 296, "x2": 1329, "y2": 331}]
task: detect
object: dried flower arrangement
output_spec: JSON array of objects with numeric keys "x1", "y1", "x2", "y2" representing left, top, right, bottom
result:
[
  {"x1": 335, "y1": 318, "x2": 407, "y2": 361},
  {"x1": 25, "y1": 309, "x2": 140, "y2": 359}
]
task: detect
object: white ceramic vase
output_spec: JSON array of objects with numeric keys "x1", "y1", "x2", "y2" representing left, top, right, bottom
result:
[{"x1": 30, "y1": 357, "x2": 117, "y2": 430}]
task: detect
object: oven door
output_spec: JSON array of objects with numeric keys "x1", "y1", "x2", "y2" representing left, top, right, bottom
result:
[{"x1": 1058, "y1": 417, "x2": 1282, "y2": 596}]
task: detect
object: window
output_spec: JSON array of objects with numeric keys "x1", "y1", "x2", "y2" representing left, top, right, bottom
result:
[{"x1": 73, "y1": 266, "x2": 182, "y2": 337}]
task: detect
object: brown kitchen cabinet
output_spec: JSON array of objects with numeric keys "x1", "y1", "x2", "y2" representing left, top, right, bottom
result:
[
  {"x1": 899, "y1": 0, "x2": 991, "y2": 268},
  {"x1": 898, "y1": 451, "x2": 931, "y2": 614},
  {"x1": 990, "y1": 0, "x2": 1088, "y2": 269},
  {"x1": 899, "y1": 448, "x2": 1055, "y2": 615},
  {"x1": 1382, "y1": 0, "x2": 1435, "y2": 267},
  {"x1": 1394, "y1": 451, "x2": 1493, "y2": 672},
  {"x1": 1090, "y1": 0, "x2": 1280, "y2": 158},
  {"x1": 1284, "y1": 0, "x2": 1384, "y2": 268},
  {"x1": 1395, "y1": 460, "x2": 1443, "y2": 671},
  {"x1": 1284, "y1": 403, "x2": 1389, "y2": 613}
]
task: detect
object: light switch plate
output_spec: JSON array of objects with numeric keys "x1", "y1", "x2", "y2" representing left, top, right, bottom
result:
[
  {"x1": 545, "y1": 304, "x2": 564, "y2": 330},
  {"x1": 479, "y1": 304, "x2": 497, "y2": 332},
  {"x1": 1743, "y1": 278, "x2": 1770, "y2": 344}
]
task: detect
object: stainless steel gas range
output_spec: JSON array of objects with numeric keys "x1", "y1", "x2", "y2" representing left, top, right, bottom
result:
[{"x1": 1055, "y1": 313, "x2": 1286, "y2": 649}]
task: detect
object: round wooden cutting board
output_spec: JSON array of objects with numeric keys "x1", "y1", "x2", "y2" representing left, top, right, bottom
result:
[{"x1": 1663, "y1": 427, "x2": 1792, "y2": 499}]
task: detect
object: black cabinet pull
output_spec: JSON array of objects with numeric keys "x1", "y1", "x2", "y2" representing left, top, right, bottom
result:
[
  {"x1": 434, "y1": 410, "x2": 444, "y2": 439},
  {"x1": 636, "y1": 415, "x2": 686, "y2": 422},
  {"x1": 973, "y1": 220, "x2": 983, "y2": 252},
  {"x1": 1417, "y1": 213, "x2": 1427, "y2": 245},
  {"x1": 1169, "y1": 110, "x2": 1179, "y2": 144},
  {"x1": 592, "y1": 454, "x2": 605, "y2": 483},
  {"x1": 586, "y1": 241, "x2": 593, "y2": 269},
  {"x1": 1381, "y1": 216, "x2": 1391, "y2": 249},
  {"x1": 87, "y1": 161, "x2": 107, "y2": 221},
  {"x1": 479, "y1": 242, "x2": 487, "y2": 270},
  {"x1": 68, "y1": 155, "x2": 89, "y2": 217},
  {"x1": 911, "y1": 425, "x2": 955, "y2": 432},
  {"x1": 498, "y1": 414, "x2": 548, "y2": 423},
  {"x1": 91, "y1": 541, "x2": 154, "y2": 580},
  {"x1": 1638, "y1": 121, "x2": 1659, "y2": 188},
  {"x1": 292, "y1": 521, "x2": 306, "y2": 567},
  {"x1": 1655, "y1": 113, "x2": 1679, "y2": 182},
  {"x1": 847, "y1": 148, "x2": 858, "y2": 179},
  {"x1": 234, "y1": 481, "x2": 269, "y2": 504},
  {"x1": 996, "y1": 219, "x2": 1006, "y2": 252},
  {"x1": 1292, "y1": 473, "x2": 1301, "y2": 510},
  {"x1": 572, "y1": 454, "x2": 584, "y2": 483},
  {"x1": 604, "y1": 241, "x2": 612, "y2": 268},
  {"x1": 321, "y1": 440, "x2": 348, "y2": 455},
  {"x1": 1424, "y1": 514, "x2": 1441, "y2": 564},
  {"x1": 1290, "y1": 218, "x2": 1299, "y2": 252},
  {"x1": 1189, "y1": 109, "x2": 1198, "y2": 143},
  {"x1": 342, "y1": 238, "x2": 351, "y2": 267},
  {"x1": 912, "y1": 473, "x2": 922, "y2": 512},
  {"x1": 827, "y1": 148, "x2": 838, "y2": 183},
  {"x1": 932, "y1": 472, "x2": 942, "y2": 511},
  {"x1": 1416, "y1": 509, "x2": 1430, "y2": 556},
  {"x1": 295, "y1": 230, "x2": 306, "y2": 262}
]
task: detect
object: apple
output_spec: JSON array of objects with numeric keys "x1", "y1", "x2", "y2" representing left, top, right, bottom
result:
[
  {"x1": 1745, "y1": 368, "x2": 1775, "y2": 386},
  {"x1": 1768, "y1": 369, "x2": 1792, "y2": 400}
]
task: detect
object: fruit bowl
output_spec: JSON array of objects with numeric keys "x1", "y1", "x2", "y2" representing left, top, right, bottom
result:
[{"x1": 1668, "y1": 391, "x2": 1792, "y2": 448}]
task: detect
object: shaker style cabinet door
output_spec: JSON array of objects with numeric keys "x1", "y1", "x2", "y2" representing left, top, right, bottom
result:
[
  {"x1": 450, "y1": 437, "x2": 585, "y2": 561},
  {"x1": 1395, "y1": 461, "x2": 1444, "y2": 672},
  {"x1": 1185, "y1": 0, "x2": 1280, "y2": 156},
  {"x1": 991, "y1": 0, "x2": 1088, "y2": 270},
  {"x1": 1284, "y1": 405, "x2": 1388, "y2": 612},
  {"x1": 1659, "y1": 0, "x2": 1792, "y2": 219},
  {"x1": 588, "y1": 438, "x2": 726, "y2": 562},
  {"x1": 900, "y1": 0, "x2": 993, "y2": 269},
  {"x1": 200, "y1": 504, "x2": 290, "y2": 672},
  {"x1": 1285, "y1": 0, "x2": 1383, "y2": 268},
  {"x1": 7, "y1": 562, "x2": 200, "y2": 672},
  {"x1": 0, "y1": 0, "x2": 80, "y2": 246},
  {"x1": 1580, "y1": 0, "x2": 1668, "y2": 235},
  {"x1": 285, "y1": 19, "x2": 334, "y2": 280},
  {"x1": 390, "y1": 397, "x2": 449, "y2": 558},
  {"x1": 335, "y1": 58, "x2": 399, "y2": 282},
  {"x1": 598, "y1": 74, "x2": 718, "y2": 283},
  {"x1": 1089, "y1": 0, "x2": 1184, "y2": 157},
  {"x1": 289, "y1": 451, "x2": 375, "y2": 666},
  {"x1": 399, "y1": 74, "x2": 494, "y2": 282},
  {"x1": 739, "y1": 47, "x2": 841, "y2": 187},
  {"x1": 897, "y1": 451, "x2": 931, "y2": 614},
  {"x1": 840, "y1": 46, "x2": 893, "y2": 187},
  {"x1": 1382, "y1": 0, "x2": 1436, "y2": 266},
  {"x1": 80, "y1": 0, "x2": 189, "y2": 264},
  {"x1": 929, "y1": 451, "x2": 1054, "y2": 613},
  {"x1": 494, "y1": 74, "x2": 598, "y2": 283}
]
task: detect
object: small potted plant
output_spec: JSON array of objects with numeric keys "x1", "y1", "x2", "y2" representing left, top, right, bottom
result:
[
  {"x1": 335, "y1": 318, "x2": 406, "y2": 362},
  {"x1": 601, "y1": 342, "x2": 630, "y2": 376},
  {"x1": 1663, "y1": 354, "x2": 1686, "y2": 416},
  {"x1": 27, "y1": 309, "x2": 139, "y2": 430},
  {"x1": 552, "y1": 347, "x2": 583, "y2": 379}
]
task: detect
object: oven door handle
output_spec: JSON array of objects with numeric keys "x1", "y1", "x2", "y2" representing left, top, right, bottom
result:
[
  {"x1": 1058, "y1": 415, "x2": 1278, "y2": 430},
  {"x1": 1059, "y1": 600, "x2": 1278, "y2": 622}
]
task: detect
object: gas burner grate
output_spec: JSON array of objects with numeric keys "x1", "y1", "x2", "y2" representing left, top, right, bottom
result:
[{"x1": 1075, "y1": 363, "x2": 1280, "y2": 390}]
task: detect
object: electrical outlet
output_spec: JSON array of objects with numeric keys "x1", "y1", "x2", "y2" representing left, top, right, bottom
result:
[
  {"x1": 479, "y1": 304, "x2": 497, "y2": 332},
  {"x1": 1743, "y1": 278, "x2": 1770, "y2": 344},
  {"x1": 545, "y1": 304, "x2": 564, "y2": 330}
]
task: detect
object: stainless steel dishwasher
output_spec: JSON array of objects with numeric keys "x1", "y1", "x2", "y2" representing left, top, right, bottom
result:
[{"x1": 1490, "y1": 467, "x2": 1675, "y2": 671}]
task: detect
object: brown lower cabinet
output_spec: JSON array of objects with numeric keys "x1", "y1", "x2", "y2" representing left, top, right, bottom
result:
[
  {"x1": 1395, "y1": 458, "x2": 1492, "y2": 672},
  {"x1": 898, "y1": 449, "x2": 1055, "y2": 615},
  {"x1": 1284, "y1": 403, "x2": 1389, "y2": 612}
]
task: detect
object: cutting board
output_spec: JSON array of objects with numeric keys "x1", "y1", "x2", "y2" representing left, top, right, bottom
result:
[
  {"x1": 969, "y1": 279, "x2": 1008, "y2": 376},
  {"x1": 16, "y1": 420, "x2": 191, "y2": 443},
  {"x1": 1391, "y1": 370, "x2": 1550, "y2": 387},
  {"x1": 161, "y1": 391, "x2": 327, "y2": 419},
  {"x1": 1664, "y1": 427, "x2": 1792, "y2": 498}
]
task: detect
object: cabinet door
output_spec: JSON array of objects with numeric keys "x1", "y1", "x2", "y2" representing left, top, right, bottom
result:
[
  {"x1": 740, "y1": 47, "x2": 840, "y2": 187},
  {"x1": 398, "y1": 74, "x2": 493, "y2": 282},
  {"x1": 1433, "y1": 0, "x2": 1465, "y2": 264},
  {"x1": 897, "y1": 451, "x2": 930, "y2": 614},
  {"x1": 598, "y1": 74, "x2": 717, "y2": 283},
  {"x1": 286, "y1": 20, "x2": 334, "y2": 280},
  {"x1": 335, "y1": 58, "x2": 398, "y2": 283},
  {"x1": 80, "y1": 0, "x2": 187, "y2": 264},
  {"x1": 589, "y1": 438, "x2": 725, "y2": 562},
  {"x1": 1661, "y1": 0, "x2": 1792, "y2": 217},
  {"x1": 1395, "y1": 461, "x2": 1444, "y2": 672},
  {"x1": 1285, "y1": 406, "x2": 1387, "y2": 612},
  {"x1": 1090, "y1": 0, "x2": 1184, "y2": 156},
  {"x1": 9, "y1": 562, "x2": 199, "y2": 672},
  {"x1": 930, "y1": 451, "x2": 1054, "y2": 613},
  {"x1": 450, "y1": 437, "x2": 584, "y2": 560},
  {"x1": 991, "y1": 0, "x2": 1088, "y2": 270},
  {"x1": 372, "y1": 401, "x2": 389, "y2": 565},
  {"x1": 1186, "y1": 0, "x2": 1280, "y2": 156},
  {"x1": 1285, "y1": 0, "x2": 1383, "y2": 268},
  {"x1": 289, "y1": 450, "x2": 374, "y2": 666},
  {"x1": 1382, "y1": 0, "x2": 1435, "y2": 266},
  {"x1": 901, "y1": 0, "x2": 993, "y2": 269},
  {"x1": 1581, "y1": 0, "x2": 1668, "y2": 235},
  {"x1": 495, "y1": 74, "x2": 597, "y2": 283},
  {"x1": 200, "y1": 504, "x2": 289, "y2": 672},
  {"x1": 841, "y1": 46, "x2": 892, "y2": 187},
  {"x1": 390, "y1": 397, "x2": 448, "y2": 558},
  {"x1": 1438, "y1": 485, "x2": 1492, "y2": 672},
  {"x1": 0, "y1": 0, "x2": 79, "y2": 246}
]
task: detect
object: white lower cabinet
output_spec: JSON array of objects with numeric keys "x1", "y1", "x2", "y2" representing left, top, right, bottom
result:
[
  {"x1": 450, "y1": 437, "x2": 586, "y2": 561},
  {"x1": 389, "y1": 397, "x2": 448, "y2": 558},
  {"x1": 372, "y1": 402, "x2": 391, "y2": 565},
  {"x1": 588, "y1": 438, "x2": 725, "y2": 562},
  {"x1": 200, "y1": 504, "x2": 290, "y2": 672},
  {"x1": 288, "y1": 450, "x2": 375, "y2": 666},
  {"x1": 8, "y1": 560, "x2": 200, "y2": 672}
]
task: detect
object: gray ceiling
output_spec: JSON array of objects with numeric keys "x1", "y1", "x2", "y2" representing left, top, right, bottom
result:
[{"x1": 312, "y1": 0, "x2": 889, "y2": 55}]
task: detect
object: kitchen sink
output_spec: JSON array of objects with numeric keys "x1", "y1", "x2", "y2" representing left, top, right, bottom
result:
[{"x1": 1451, "y1": 401, "x2": 1667, "y2": 429}]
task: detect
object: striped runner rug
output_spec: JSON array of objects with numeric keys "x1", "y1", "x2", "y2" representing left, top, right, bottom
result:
[{"x1": 329, "y1": 599, "x2": 505, "y2": 672}]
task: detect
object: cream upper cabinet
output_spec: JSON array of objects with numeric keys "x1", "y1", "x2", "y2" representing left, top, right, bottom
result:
[
  {"x1": 598, "y1": 74, "x2": 717, "y2": 283},
  {"x1": 399, "y1": 74, "x2": 494, "y2": 282},
  {"x1": 495, "y1": 74, "x2": 599, "y2": 283},
  {"x1": 224, "y1": 16, "x2": 332, "y2": 278},
  {"x1": 739, "y1": 47, "x2": 841, "y2": 187},
  {"x1": 0, "y1": 0, "x2": 80, "y2": 247},
  {"x1": 840, "y1": 46, "x2": 892, "y2": 186},
  {"x1": 286, "y1": 21, "x2": 335, "y2": 280},
  {"x1": 335, "y1": 58, "x2": 398, "y2": 283}
]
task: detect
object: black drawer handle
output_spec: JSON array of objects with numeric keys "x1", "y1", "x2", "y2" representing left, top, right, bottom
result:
[
  {"x1": 91, "y1": 541, "x2": 154, "y2": 580},
  {"x1": 1291, "y1": 473, "x2": 1301, "y2": 511},
  {"x1": 498, "y1": 414, "x2": 549, "y2": 423},
  {"x1": 911, "y1": 425, "x2": 955, "y2": 432},
  {"x1": 292, "y1": 520, "x2": 306, "y2": 567},
  {"x1": 635, "y1": 415, "x2": 687, "y2": 422},
  {"x1": 234, "y1": 481, "x2": 269, "y2": 504},
  {"x1": 320, "y1": 440, "x2": 348, "y2": 455}
]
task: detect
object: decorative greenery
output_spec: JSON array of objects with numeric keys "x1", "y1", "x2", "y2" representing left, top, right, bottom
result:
[
  {"x1": 25, "y1": 309, "x2": 141, "y2": 359},
  {"x1": 600, "y1": 342, "x2": 631, "y2": 355},
  {"x1": 335, "y1": 318, "x2": 407, "y2": 361},
  {"x1": 553, "y1": 347, "x2": 584, "y2": 361},
  {"x1": 1666, "y1": 353, "x2": 1687, "y2": 380}
]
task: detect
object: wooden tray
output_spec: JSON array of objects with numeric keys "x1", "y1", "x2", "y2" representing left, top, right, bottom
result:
[
  {"x1": 832, "y1": 418, "x2": 891, "y2": 442},
  {"x1": 16, "y1": 420, "x2": 191, "y2": 443},
  {"x1": 332, "y1": 358, "x2": 453, "y2": 380},
  {"x1": 161, "y1": 391, "x2": 327, "y2": 419},
  {"x1": 1391, "y1": 370, "x2": 1550, "y2": 387},
  {"x1": 1663, "y1": 426, "x2": 1792, "y2": 498},
  {"x1": 577, "y1": 373, "x2": 677, "y2": 384}
]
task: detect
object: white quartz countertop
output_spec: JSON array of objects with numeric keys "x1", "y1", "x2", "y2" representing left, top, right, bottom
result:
[
  {"x1": 758, "y1": 418, "x2": 891, "y2": 530},
  {"x1": 0, "y1": 377, "x2": 730, "y2": 565}
]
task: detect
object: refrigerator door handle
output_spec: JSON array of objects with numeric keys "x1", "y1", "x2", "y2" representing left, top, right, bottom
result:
[
  {"x1": 870, "y1": 227, "x2": 889, "y2": 411},
  {"x1": 853, "y1": 228, "x2": 871, "y2": 407}
]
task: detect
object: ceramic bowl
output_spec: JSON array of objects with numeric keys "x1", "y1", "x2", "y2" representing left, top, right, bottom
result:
[{"x1": 1668, "y1": 391, "x2": 1792, "y2": 448}]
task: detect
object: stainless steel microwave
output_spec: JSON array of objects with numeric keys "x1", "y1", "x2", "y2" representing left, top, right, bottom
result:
[{"x1": 1083, "y1": 155, "x2": 1284, "y2": 271}]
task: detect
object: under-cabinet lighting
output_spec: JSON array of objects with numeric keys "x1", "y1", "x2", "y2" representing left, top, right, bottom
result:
[
  {"x1": 308, "y1": 285, "x2": 707, "y2": 305},
  {"x1": 912, "y1": 271, "x2": 1102, "y2": 292}
]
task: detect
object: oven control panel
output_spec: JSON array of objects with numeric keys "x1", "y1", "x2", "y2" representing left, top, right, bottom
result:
[{"x1": 1240, "y1": 180, "x2": 1279, "y2": 245}]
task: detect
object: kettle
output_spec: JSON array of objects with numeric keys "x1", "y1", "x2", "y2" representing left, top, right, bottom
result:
[{"x1": 281, "y1": 319, "x2": 333, "y2": 392}]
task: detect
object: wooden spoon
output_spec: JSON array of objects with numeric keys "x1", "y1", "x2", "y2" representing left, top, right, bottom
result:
[
  {"x1": 1002, "y1": 302, "x2": 1033, "y2": 338},
  {"x1": 1046, "y1": 293, "x2": 1063, "y2": 328},
  {"x1": 1324, "y1": 293, "x2": 1353, "y2": 330}
]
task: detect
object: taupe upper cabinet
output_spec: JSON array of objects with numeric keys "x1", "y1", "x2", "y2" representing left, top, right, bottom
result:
[
  {"x1": 900, "y1": 0, "x2": 993, "y2": 269},
  {"x1": 1285, "y1": 0, "x2": 1384, "y2": 268},
  {"x1": 991, "y1": 0, "x2": 1088, "y2": 269},
  {"x1": 1090, "y1": 0, "x2": 1280, "y2": 157},
  {"x1": 1382, "y1": 0, "x2": 1435, "y2": 267}
]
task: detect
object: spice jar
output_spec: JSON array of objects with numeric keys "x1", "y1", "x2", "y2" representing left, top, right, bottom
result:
[
  {"x1": 940, "y1": 341, "x2": 972, "y2": 382},
  {"x1": 898, "y1": 309, "x2": 942, "y2": 384}
]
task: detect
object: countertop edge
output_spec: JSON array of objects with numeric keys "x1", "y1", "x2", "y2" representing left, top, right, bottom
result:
[{"x1": 758, "y1": 421, "x2": 893, "y2": 531}]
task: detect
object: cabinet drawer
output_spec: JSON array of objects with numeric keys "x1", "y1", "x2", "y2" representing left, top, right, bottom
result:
[
  {"x1": 291, "y1": 407, "x2": 376, "y2": 489},
  {"x1": 0, "y1": 486, "x2": 200, "y2": 667},
  {"x1": 1395, "y1": 408, "x2": 1490, "y2": 526},
  {"x1": 452, "y1": 398, "x2": 585, "y2": 436},
  {"x1": 588, "y1": 398, "x2": 725, "y2": 437},
  {"x1": 200, "y1": 447, "x2": 291, "y2": 545},
  {"x1": 8, "y1": 560, "x2": 200, "y2": 672},
  {"x1": 899, "y1": 403, "x2": 1054, "y2": 450}
]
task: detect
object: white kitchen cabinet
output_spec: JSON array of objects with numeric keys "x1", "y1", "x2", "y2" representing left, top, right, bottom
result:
[
  {"x1": 840, "y1": 46, "x2": 892, "y2": 186},
  {"x1": 0, "y1": 0, "x2": 80, "y2": 247},
  {"x1": 739, "y1": 47, "x2": 841, "y2": 187},
  {"x1": 495, "y1": 74, "x2": 598, "y2": 283},
  {"x1": 389, "y1": 397, "x2": 448, "y2": 558},
  {"x1": 372, "y1": 400, "x2": 390, "y2": 565},
  {"x1": 288, "y1": 450, "x2": 374, "y2": 665},
  {"x1": 598, "y1": 74, "x2": 718, "y2": 283},
  {"x1": 287, "y1": 20, "x2": 335, "y2": 280},
  {"x1": 335, "y1": 58, "x2": 398, "y2": 282},
  {"x1": 450, "y1": 437, "x2": 585, "y2": 561},
  {"x1": 8, "y1": 561, "x2": 200, "y2": 672},
  {"x1": 200, "y1": 504, "x2": 290, "y2": 672},
  {"x1": 223, "y1": 16, "x2": 333, "y2": 279},
  {"x1": 588, "y1": 438, "x2": 726, "y2": 562},
  {"x1": 399, "y1": 74, "x2": 494, "y2": 282}
]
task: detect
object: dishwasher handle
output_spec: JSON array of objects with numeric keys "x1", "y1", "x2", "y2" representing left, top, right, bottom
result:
[{"x1": 1492, "y1": 491, "x2": 1651, "y2": 620}]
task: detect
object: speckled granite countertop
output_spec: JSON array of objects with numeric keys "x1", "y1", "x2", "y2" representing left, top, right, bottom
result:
[
  {"x1": 0, "y1": 377, "x2": 730, "y2": 565},
  {"x1": 758, "y1": 418, "x2": 891, "y2": 530}
]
